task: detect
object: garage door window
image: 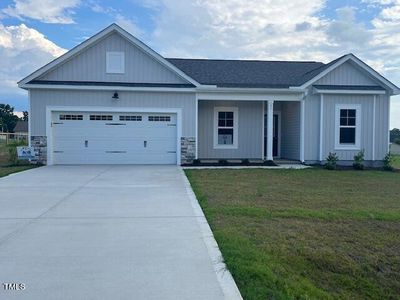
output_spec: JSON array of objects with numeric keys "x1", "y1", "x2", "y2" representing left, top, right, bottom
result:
[
  {"x1": 90, "y1": 115, "x2": 113, "y2": 121},
  {"x1": 148, "y1": 116, "x2": 171, "y2": 122},
  {"x1": 59, "y1": 114, "x2": 83, "y2": 120},
  {"x1": 119, "y1": 115, "x2": 142, "y2": 121}
]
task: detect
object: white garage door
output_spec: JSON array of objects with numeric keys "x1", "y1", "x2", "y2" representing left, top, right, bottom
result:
[{"x1": 51, "y1": 111, "x2": 177, "y2": 164}]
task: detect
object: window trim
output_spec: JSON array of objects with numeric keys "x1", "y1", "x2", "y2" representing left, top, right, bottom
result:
[
  {"x1": 335, "y1": 104, "x2": 361, "y2": 150},
  {"x1": 213, "y1": 107, "x2": 238, "y2": 149},
  {"x1": 106, "y1": 51, "x2": 125, "y2": 74}
]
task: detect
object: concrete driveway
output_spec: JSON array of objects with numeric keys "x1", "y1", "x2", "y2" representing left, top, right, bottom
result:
[{"x1": 0, "y1": 166, "x2": 241, "y2": 300}]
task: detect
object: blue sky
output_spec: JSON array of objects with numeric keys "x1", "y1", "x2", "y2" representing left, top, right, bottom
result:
[{"x1": 0, "y1": 0, "x2": 399, "y2": 128}]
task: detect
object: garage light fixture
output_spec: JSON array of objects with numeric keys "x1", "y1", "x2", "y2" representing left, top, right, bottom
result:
[{"x1": 112, "y1": 91, "x2": 119, "y2": 100}]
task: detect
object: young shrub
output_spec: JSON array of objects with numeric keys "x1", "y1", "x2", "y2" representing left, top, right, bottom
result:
[
  {"x1": 383, "y1": 152, "x2": 393, "y2": 171},
  {"x1": 7, "y1": 145, "x2": 19, "y2": 165},
  {"x1": 263, "y1": 160, "x2": 277, "y2": 166},
  {"x1": 6, "y1": 141, "x2": 29, "y2": 166},
  {"x1": 325, "y1": 152, "x2": 338, "y2": 170},
  {"x1": 218, "y1": 159, "x2": 228, "y2": 166},
  {"x1": 241, "y1": 159, "x2": 250, "y2": 165},
  {"x1": 353, "y1": 149, "x2": 365, "y2": 170},
  {"x1": 192, "y1": 159, "x2": 201, "y2": 166}
]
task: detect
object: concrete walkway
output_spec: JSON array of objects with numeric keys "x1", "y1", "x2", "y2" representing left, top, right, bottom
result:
[{"x1": 0, "y1": 166, "x2": 241, "y2": 300}]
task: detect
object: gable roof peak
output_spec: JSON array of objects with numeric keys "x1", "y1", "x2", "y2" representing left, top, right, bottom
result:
[{"x1": 19, "y1": 23, "x2": 200, "y2": 87}]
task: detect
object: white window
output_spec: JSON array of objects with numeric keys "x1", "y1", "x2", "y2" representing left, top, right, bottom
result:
[
  {"x1": 213, "y1": 107, "x2": 238, "y2": 149},
  {"x1": 106, "y1": 51, "x2": 125, "y2": 74},
  {"x1": 335, "y1": 104, "x2": 361, "y2": 150}
]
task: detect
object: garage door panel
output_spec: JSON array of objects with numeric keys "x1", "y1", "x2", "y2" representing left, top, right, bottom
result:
[
  {"x1": 54, "y1": 126, "x2": 176, "y2": 137},
  {"x1": 52, "y1": 111, "x2": 178, "y2": 165},
  {"x1": 53, "y1": 152, "x2": 176, "y2": 165}
]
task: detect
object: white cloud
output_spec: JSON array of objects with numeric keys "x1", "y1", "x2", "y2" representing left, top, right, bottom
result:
[
  {"x1": 141, "y1": 0, "x2": 399, "y2": 128},
  {"x1": 0, "y1": 23, "x2": 66, "y2": 105},
  {"x1": 326, "y1": 7, "x2": 371, "y2": 48},
  {"x1": 147, "y1": 0, "x2": 328, "y2": 60},
  {"x1": 2, "y1": 0, "x2": 80, "y2": 24},
  {"x1": 115, "y1": 14, "x2": 143, "y2": 37},
  {"x1": 86, "y1": 1, "x2": 142, "y2": 38}
]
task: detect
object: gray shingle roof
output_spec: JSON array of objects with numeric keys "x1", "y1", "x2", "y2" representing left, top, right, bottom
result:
[
  {"x1": 14, "y1": 121, "x2": 28, "y2": 133},
  {"x1": 167, "y1": 58, "x2": 327, "y2": 88}
]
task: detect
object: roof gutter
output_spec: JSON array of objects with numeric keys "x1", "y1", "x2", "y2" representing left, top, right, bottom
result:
[
  {"x1": 20, "y1": 83, "x2": 197, "y2": 93},
  {"x1": 197, "y1": 86, "x2": 307, "y2": 94}
]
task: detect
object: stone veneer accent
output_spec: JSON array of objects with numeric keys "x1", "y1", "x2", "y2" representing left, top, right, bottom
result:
[
  {"x1": 181, "y1": 137, "x2": 196, "y2": 164},
  {"x1": 30, "y1": 136, "x2": 47, "y2": 165}
]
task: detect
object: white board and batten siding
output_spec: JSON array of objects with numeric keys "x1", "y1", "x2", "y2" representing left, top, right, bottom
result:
[
  {"x1": 314, "y1": 60, "x2": 378, "y2": 86},
  {"x1": 38, "y1": 32, "x2": 187, "y2": 85},
  {"x1": 280, "y1": 102, "x2": 300, "y2": 160},
  {"x1": 198, "y1": 100, "x2": 263, "y2": 159},
  {"x1": 52, "y1": 111, "x2": 177, "y2": 164},
  {"x1": 30, "y1": 90, "x2": 196, "y2": 137},
  {"x1": 304, "y1": 60, "x2": 390, "y2": 162}
]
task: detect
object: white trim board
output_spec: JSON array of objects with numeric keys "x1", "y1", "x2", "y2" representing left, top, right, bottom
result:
[
  {"x1": 372, "y1": 95, "x2": 376, "y2": 161},
  {"x1": 300, "y1": 99, "x2": 305, "y2": 162},
  {"x1": 22, "y1": 84, "x2": 197, "y2": 93},
  {"x1": 313, "y1": 88, "x2": 386, "y2": 95},
  {"x1": 19, "y1": 24, "x2": 200, "y2": 87},
  {"x1": 45, "y1": 106, "x2": 182, "y2": 166},
  {"x1": 263, "y1": 110, "x2": 281, "y2": 159},
  {"x1": 198, "y1": 91, "x2": 303, "y2": 101},
  {"x1": 319, "y1": 94, "x2": 324, "y2": 161}
]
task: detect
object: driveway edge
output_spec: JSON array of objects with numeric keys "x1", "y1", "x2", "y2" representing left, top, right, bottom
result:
[{"x1": 180, "y1": 168, "x2": 243, "y2": 300}]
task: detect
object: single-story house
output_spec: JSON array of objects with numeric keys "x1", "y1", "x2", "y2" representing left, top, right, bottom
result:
[
  {"x1": 390, "y1": 143, "x2": 400, "y2": 155},
  {"x1": 13, "y1": 120, "x2": 28, "y2": 135},
  {"x1": 18, "y1": 24, "x2": 399, "y2": 166}
]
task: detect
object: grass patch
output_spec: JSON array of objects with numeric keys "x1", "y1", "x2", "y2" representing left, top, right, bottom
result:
[
  {"x1": 185, "y1": 168, "x2": 400, "y2": 299},
  {"x1": 0, "y1": 141, "x2": 29, "y2": 166},
  {"x1": 0, "y1": 165, "x2": 36, "y2": 178},
  {"x1": 393, "y1": 155, "x2": 400, "y2": 169}
]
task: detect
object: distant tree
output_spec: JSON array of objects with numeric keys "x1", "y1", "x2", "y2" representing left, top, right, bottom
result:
[
  {"x1": 0, "y1": 104, "x2": 19, "y2": 132},
  {"x1": 390, "y1": 128, "x2": 400, "y2": 143},
  {"x1": 22, "y1": 111, "x2": 28, "y2": 121}
]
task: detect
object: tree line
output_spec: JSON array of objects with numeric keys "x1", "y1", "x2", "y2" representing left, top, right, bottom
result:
[
  {"x1": 391, "y1": 128, "x2": 400, "y2": 145},
  {"x1": 0, "y1": 104, "x2": 28, "y2": 133}
]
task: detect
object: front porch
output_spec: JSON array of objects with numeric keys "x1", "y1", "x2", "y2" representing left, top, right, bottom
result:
[{"x1": 196, "y1": 98, "x2": 305, "y2": 163}]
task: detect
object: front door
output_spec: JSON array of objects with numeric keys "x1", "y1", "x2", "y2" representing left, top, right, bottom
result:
[{"x1": 264, "y1": 114, "x2": 279, "y2": 158}]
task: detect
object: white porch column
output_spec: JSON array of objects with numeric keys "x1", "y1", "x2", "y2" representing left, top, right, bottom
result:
[
  {"x1": 267, "y1": 100, "x2": 274, "y2": 161},
  {"x1": 319, "y1": 94, "x2": 324, "y2": 162},
  {"x1": 300, "y1": 99, "x2": 305, "y2": 163}
]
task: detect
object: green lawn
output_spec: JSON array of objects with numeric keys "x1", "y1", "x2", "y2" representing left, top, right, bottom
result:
[
  {"x1": 0, "y1": 165, "x2": 36, "y2": 178},
  {"x1": 185, "y1": 168, "x2": 400, "y2": 300},
  {"x1": 393, "y1": 155, "x2": 400, "y2": 169},
  {"x1": 0, "y1": 141, "x2": 9, "y2": 166},
  {"x1": 0, "y1": 141, "x2": 29, "y2": 166}
]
